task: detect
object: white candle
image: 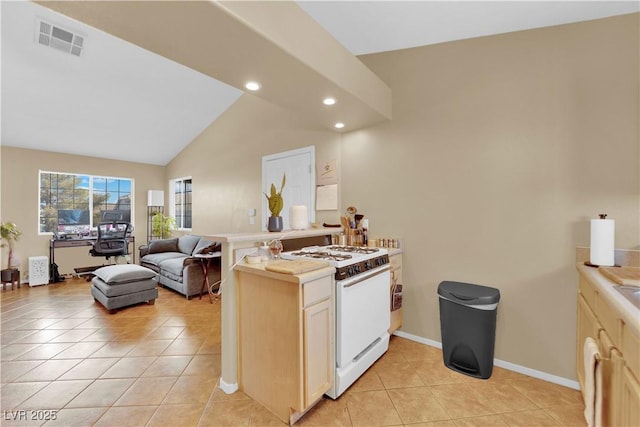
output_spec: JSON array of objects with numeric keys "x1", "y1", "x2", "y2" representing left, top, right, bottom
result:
[{"x1": 289, "y1": 205, "x2": 308, "y2": 230}]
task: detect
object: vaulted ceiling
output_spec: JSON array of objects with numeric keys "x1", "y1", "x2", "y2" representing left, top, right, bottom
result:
[{"x1": 2, "y1": 1, "x2": 637, "y2": 165}]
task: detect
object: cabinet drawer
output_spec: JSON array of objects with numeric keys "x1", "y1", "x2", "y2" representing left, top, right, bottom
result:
[
  {"x1": 579, "y1": 276, "x2": 597, "y2": 310},
  {"x1": 622, "y1": 323, "x2": 640, "y2": 381},
  {"x1": 303, "y1": 276, "x2": 332, "y2": 307}
]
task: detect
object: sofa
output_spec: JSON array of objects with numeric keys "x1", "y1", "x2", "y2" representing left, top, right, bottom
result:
[{"x1": 139, "y1": 235, "x2": 221, "y2": 299}]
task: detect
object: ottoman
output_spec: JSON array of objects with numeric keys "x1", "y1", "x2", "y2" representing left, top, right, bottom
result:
[{"x1": 91, "y1": 264, "x2": 158, "y2": 314}]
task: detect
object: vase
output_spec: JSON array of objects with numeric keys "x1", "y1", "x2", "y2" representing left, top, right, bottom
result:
[{"x1": 267, "y1": 216, "x2": 283, "y2": 232}]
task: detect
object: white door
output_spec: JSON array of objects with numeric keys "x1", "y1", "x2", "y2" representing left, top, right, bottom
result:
[{"x1": 262, "y1": 146, "x2": 315, "y2": 231}]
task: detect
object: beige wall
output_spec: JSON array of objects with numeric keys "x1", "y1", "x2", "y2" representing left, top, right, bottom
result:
[
  {"x1": 165, "y1": 94, "x2": 341, "y2": 235},
  {"x1": 1, "y1": 13, "x2": 637, "y2": 383},
  {"x1": 342, "y1": 14, "x2": 639, "y2": 380},
  {"x1": 0, "y1": 147, "x2": 165, "y2": 276}
]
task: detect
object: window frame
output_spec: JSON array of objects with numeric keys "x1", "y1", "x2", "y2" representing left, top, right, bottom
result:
[
  {"x1": 169, "y1": 176, "x2": 192, "y2": 231},
  {"x1": 38, "y1": 170, "x2": 134, "y2": 235}
]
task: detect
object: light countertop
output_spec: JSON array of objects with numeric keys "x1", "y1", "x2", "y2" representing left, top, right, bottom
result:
[
  {"x1": 235, "y1": 260, "x2": 335, "y2": 284},
  {"x1": 206, "y1": 227, "x2": 336, "y2": 244}
]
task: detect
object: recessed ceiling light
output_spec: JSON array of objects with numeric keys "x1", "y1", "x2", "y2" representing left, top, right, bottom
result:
[
  {"x1": 323, "y1": 97, "x2": 336, "y2": 106},
  {"x1": 334, "y1": 122, "x2": 345, "y2": 129},
  {"x1": 245, "y1": 81, "x2": 261, "y2": 91}
]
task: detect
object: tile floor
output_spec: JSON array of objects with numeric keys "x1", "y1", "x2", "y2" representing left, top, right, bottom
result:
[{"x1": 0, "y1": 277, "x2": 586, "y2": 426}]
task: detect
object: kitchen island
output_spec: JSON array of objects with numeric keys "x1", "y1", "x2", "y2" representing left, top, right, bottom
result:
[
  {"x1": 235, "y1": 260, "x2": 335, "y2": 424},
  {"x1": 205, "y1": 228, "x2": 336, "y2": 395}
]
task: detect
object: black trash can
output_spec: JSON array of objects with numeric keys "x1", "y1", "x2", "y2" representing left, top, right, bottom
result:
[{"x1": 438, "y1": 281, "x2": 500, "y2": 379}]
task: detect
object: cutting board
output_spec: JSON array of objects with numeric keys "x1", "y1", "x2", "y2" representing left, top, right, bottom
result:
[
  {"x1": 598, "y1": 266, "x2": 640, "y2": 287},
  {"x1": 264, "y1": 259, "x2": 330, "y2": 275}
]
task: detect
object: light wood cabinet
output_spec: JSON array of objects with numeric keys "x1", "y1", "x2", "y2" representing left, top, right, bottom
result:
[
  {"x1": 620, "y1": 365, "x2": 640, "y2": 427},
  {"x1": 576, "y1": 294, "x2": 601, "y2": 387},
  {"x1": 389, "y1": 253, "x2": 402, "y2": 334},
  {"x1": 236, "y1": 264, "x2": 334, "y2": 424},
  {"x1": 577, "y1": 270, "x2": 640, "y2": 426},
  {"x1": 303, "y1": 298, "x2": 332, "y2": 404}
]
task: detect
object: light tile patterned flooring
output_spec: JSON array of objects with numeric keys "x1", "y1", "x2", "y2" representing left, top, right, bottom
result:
[{"x1": 0, "y1": 277, "x2": 586, "y2": 426}]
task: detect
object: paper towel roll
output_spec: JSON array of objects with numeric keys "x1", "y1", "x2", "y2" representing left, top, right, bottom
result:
[
  {"x1": 289, "y1": 205, "x2": 308, "y2": 230},
  {"x1": 590, "y1": 218, "x2": 615, "y2": 266}
]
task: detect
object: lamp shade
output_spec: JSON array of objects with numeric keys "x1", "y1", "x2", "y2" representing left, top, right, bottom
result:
[{"x1": 147, "y1": 190, "x2": 164, "y2": 207}]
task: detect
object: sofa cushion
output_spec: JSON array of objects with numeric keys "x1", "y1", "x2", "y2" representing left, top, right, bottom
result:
[
  {"x1": 159, "y1": 257, "x2": 186, "y2": 283},
  {"x1": 193, "y1": 239, "x2": 221, "y2": 255},
  {"x1": 178, "y1": 235, "x2": 201, "y2": 256},
  {"x1": 148, "y1": 238, "x2": 179, "y2": 254},
  {"x1": 141, "y1": 252, "x2": 186, "y2": 268},
  {"x1": 93, "y1": 264, "x2": 157, "y2": 285}
]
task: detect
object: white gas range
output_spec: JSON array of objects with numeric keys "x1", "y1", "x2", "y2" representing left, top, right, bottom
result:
[{"x1": 280, "y1": 245, "x2": 391, "y2": 398}]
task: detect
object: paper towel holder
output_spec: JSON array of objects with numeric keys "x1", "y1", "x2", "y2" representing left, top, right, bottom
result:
[
  {"x1": 585, "y1": 213, "x2": 620, "y2": 268},
  {"x1": 584, "y1": 261, "x2": 620, "y2": 268}
]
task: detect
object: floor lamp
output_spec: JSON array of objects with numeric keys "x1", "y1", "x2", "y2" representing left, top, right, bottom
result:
[{"x1": 147, "y1": 190, "x2": 164, "y2": 243}]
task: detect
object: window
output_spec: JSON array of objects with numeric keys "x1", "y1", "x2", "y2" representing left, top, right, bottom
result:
[
  {"x1": 171, "y1": 177, "x2": 192, "y2": 230},
  {"x1": 39, "y1": 171, "x2": 133, "y2": 235}
]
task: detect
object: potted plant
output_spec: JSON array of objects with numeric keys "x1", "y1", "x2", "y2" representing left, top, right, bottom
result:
[
  {"x1": 151, "y1": 212, "x2": 176, "y2": 239},
  {"x1": 1, "y1": 222, "x2": 21, "y2": 282},
  {"x1": 264, "y1": 174, "x2": 286, "y2": 232}
]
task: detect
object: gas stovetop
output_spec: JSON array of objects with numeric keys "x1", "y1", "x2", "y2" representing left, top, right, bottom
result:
[{"x1": 280, "y1": 245, "x2": 389, "y2": 281}]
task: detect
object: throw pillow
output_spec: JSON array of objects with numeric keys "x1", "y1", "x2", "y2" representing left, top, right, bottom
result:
[
  {"x1": 148, "y1": 238, "x2": 179, "y2": 254},
  {"x1": 178, "y1": 235, "x2": 201, "y2": 255}
]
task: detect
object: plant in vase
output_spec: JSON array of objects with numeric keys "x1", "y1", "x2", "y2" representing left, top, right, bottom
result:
[
  {"x1": 1, "y1": 222, "x2": 22, "y2": 282},
  {"x1": 264, "y1": 174, "x2": 286, "y2": 232},
  {"x1": 151, "y1": 212, "x2": 177, "y2": 239}
]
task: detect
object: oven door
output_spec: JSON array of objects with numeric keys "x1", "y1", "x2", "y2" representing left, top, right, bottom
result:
[{"x1": 336, "y1": 265, "x2": 391, "y2": 368}]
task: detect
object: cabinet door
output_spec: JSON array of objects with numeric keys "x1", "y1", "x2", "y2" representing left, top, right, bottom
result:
[
  {"x1": 619, "y1": 365, "x2": 640, "y2": 427},
  {"x1": 303, "y1": 299, "x2": 333, "y2": 407},
  {"x1": 390, "y1": 255, "x2": 403, "y2": 285},
  {"x1": 577, "y1": 295, "x2": 601, "y2": 389},
  {"x1": 389, "y1": 255, "x2": 403, "y2": 334}
]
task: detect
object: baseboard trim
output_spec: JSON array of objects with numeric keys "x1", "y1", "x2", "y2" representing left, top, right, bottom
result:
[
  {"x1": 219, "y1": 378, "x2": 238, "y2": 394},
  {"x1": 393, "y1": 330, "x2": 580, "y2": 390}
]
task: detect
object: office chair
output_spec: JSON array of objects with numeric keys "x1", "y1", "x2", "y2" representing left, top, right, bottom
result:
[{"x1": 90, "y1": 220, "x2": 133, "y2": 263}]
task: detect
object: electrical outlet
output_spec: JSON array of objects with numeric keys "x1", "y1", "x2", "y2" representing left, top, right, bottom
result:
[{"x1": 249, "y1": 217, "x2": 255, "y2": 225}]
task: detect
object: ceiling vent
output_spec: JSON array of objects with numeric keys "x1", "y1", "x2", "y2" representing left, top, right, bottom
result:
[{"x1": 36, "y1": 19, "x2": 85, "y2": 57}]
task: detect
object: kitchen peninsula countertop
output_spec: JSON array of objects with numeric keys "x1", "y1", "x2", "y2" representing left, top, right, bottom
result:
[
  {"x1": 208, "y1": 227, "x2": 336, "y2": 243},
  {"x1": 576, "y1": 263, "x2": 640, "y2": 338}
]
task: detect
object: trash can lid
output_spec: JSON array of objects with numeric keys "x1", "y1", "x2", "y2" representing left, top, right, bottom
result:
[{"x1": 438, "y1": 281, "x2": 501, "y2": 306}]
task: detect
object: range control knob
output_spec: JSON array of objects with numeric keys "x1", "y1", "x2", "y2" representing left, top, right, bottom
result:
[{"x1": 364, "y1": 260, "x2": 372, "y2": 270}]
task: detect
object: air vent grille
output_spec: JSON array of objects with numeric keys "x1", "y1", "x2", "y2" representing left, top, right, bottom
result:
[{"x1": 36, "y1": 19, "x2": 85, "y2": 57}]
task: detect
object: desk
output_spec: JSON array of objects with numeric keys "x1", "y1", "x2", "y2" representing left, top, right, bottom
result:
[
  {"x1": 49, "y1": 237, "x2": 135, "y2": 277},
  {"x1": 193, "y1": 252, "x2": 221, "y2": 304}
]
